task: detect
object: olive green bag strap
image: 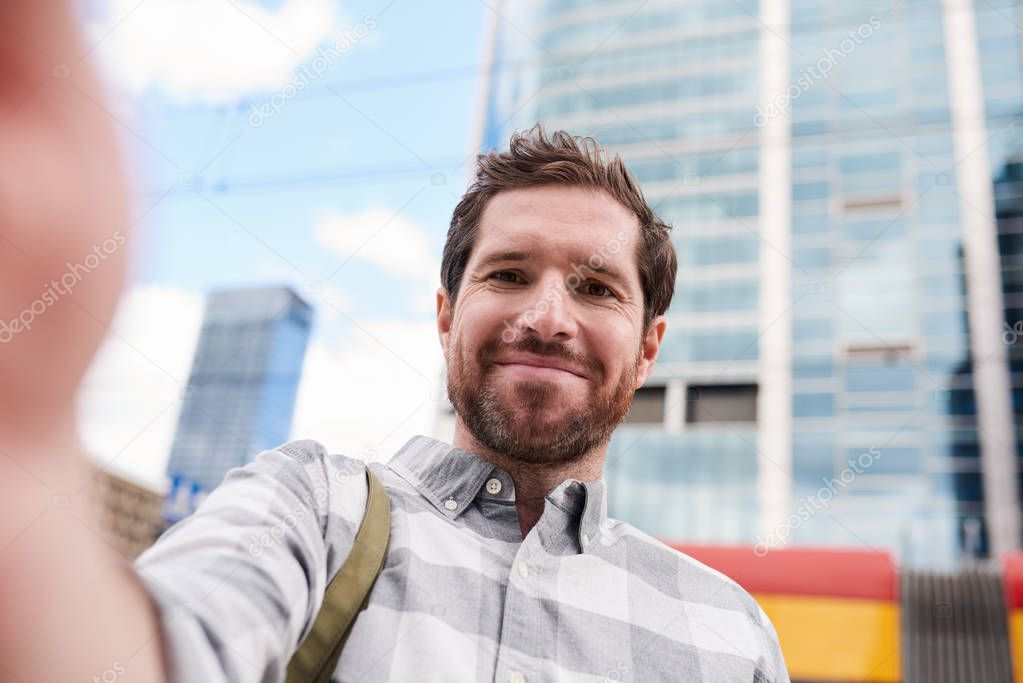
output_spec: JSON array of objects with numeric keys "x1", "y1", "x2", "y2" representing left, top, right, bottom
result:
[{"x1": 285, "y1": 467, "x2": 390, "y2": 683}]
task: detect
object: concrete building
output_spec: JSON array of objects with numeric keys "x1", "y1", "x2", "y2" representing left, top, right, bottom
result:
[{"x1": 86, "y1": 466, "x2": 167, "y2": 560}]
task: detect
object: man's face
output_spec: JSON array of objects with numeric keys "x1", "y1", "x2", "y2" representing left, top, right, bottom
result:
[{"x1": 437, "y1": 184, "x2": 666, "y2": 467}]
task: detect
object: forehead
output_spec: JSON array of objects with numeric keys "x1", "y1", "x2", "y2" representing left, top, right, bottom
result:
[{"x1": 472, "y1": 185, "x2": 641, "y2": 276}]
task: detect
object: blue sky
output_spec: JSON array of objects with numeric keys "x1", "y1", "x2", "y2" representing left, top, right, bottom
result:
[{"x1": 74, "y1": 0, "x2": 490, "y2": 488}]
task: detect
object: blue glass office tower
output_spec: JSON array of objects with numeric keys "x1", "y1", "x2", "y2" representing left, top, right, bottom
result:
[
  {"x1": 164, "y1": 287, "x2": 313, "y2": 520},
  {"x1": 475, "y1": 0, "x2": 1023, "y2": 567}
]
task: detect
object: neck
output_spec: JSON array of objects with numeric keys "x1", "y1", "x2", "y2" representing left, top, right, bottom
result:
[{"x1": 451, "y1": 420, "x2": 606, "y2": 539}]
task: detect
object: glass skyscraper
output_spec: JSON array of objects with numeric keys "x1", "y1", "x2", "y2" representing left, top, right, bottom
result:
[
  {"x1": 475, "y1": 0, "x2": 1023, "y2": 567},
  {"x1": 164, "y1": 286, "x2": 313, "y2": 520}
]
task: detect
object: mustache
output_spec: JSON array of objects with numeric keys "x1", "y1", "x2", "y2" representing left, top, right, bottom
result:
[{"x1": 478, "y1": 334, "x2": 602, "y2": 378}]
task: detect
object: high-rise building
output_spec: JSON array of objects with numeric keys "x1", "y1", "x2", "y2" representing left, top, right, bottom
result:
[
  {"x1": 474, "y1": 0, "x2": 1023, "y2": 567},
  {"x1": 164, "y1": 287, "x2": 313, "y2": 521}
]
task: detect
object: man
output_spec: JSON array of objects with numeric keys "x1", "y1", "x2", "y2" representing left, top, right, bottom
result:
[
  {"x1": 0, "y1": 4, "x2": 787, "y2": 681},
  {"x1": 131, "y1": 128, "x2": 788, "y2": 681}
]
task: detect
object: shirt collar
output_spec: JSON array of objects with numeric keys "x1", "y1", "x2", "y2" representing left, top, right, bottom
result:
[{"x1": 386, "y1": 435, "x2": 609, "y2": 553}]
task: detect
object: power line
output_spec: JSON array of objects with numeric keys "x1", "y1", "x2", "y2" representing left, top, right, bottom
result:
[
  {"x1": 133, "y1": 63, "x2": 490, "y2": 120},
  {"x1": 139, "y1": 156, "x2": 468, "y2": 200},
  {"x1": 134, "y1": 110, "x2": 1023, "y2": 200}
]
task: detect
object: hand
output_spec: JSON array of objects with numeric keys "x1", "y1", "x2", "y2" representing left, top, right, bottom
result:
[{"x1": 0, "y1": 1, "x2": 129, "y2": 448}]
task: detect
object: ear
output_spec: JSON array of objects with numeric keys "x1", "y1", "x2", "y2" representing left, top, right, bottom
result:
[
  {"x1": 635, "y1": 314, "x2": 666, "y2": 389},
  {"x1": 437, "y1": 287, "x2": 453, "y2": 356}
]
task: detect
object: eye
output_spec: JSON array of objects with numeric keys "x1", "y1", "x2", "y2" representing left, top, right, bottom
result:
[
  {"x1": 489, "y1": 270, "x2": 524, "y2": 284},
  {"x1": 579, "y1": 280, "x2": 616, "y2": 298}
]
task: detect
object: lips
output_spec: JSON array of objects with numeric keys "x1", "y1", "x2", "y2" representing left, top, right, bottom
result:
[{"x1": 493, "y1": 352, "x2": 589, "y2": 380}]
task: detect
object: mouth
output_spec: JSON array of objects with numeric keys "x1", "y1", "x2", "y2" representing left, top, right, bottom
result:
[{"x1": 492, "y1": 354, "x2": 589, "y2": 381}]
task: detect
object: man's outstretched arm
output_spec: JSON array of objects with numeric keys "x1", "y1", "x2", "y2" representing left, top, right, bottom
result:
[
  {"x1": 0, "y1": 442, "x2": 170, "y2": 683},
  {"x1": 0, "y1": 7, "x2": 374, "y2": 681},
  {"x1": 0, "y1": 3, "x2": 162, "y2": 680},
  {"x1": 132, "y1": 441, "x2": 371, "y2": 682}
]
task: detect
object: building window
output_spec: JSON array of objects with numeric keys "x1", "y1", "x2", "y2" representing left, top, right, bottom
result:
[
  {"x1": 625, "y1": 385, "x2": 666, "y2": 425},
  {"x1": 686, "y1": 384, "x2": 758, "y2": 424}
]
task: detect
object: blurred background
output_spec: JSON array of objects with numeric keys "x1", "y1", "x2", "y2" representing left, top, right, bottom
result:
[{"x1": 53, "y1": 0, "x2": 1023, "y2": 679}]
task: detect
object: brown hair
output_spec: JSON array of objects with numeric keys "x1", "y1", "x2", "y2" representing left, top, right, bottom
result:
[{"x1": 442, "y1": 123, "x2": 677, "y2": 331}]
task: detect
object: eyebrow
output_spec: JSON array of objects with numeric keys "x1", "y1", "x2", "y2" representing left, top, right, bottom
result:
[{"x1": 474, "y1": 249, "x2": 629, "y2": 285}]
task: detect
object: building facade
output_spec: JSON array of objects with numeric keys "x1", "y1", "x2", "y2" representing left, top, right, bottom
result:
[
  {"x1": 164, "y1": 287, "x2": 313, "y2": 521},
  {"x1": 86, "y1": 465, "x2": 167, "y2": 560},
  {"x1": 475, "y1": 0, "x2": 1023, "y2": 567}
]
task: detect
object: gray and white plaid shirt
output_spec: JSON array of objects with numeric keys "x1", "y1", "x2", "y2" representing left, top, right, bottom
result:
[{"x1": 134, "y1": 435, "x2": 789, "y2": 682}]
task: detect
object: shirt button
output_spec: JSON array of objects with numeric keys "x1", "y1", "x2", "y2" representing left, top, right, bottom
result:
[
  {"x1": 517, "y1": 561, "x2": 529, "y2": 578},
  {"x1": 509, "y1": 672, "x2": 526, "y2": 683},
  {"x1": 485, "y1": 477, "x2": 503, "y2": 494},
  {"x1": 443, "y1": 499, "x2": 458, "y2": 511}
]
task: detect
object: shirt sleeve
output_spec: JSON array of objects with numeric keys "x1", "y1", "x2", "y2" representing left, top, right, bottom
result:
[
  {"x1": 755, "y1": 602, "x2": 791, "y2": 683},
  {"x1": 132, "y1": 439, "x2": 370, "y2": 683}
]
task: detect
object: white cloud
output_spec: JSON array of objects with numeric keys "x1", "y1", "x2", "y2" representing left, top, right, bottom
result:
[
  {"x1": 315, "y1": 207, "x2": 439, "y2": 282},
  {"x1": 291, "y1": 319, "x2": 446, "y2": 463},
  {"x1": 316, "y1": 282, "x2": 352, "y2": 320},
  {"x1": 76, "y1": 284, "x2": 204, "y2": 490},
  {"x1": 89, "y1": 0, "x2": 337, "y2": 103}
]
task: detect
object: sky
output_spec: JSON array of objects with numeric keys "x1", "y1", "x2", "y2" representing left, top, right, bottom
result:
[{"x1": 72, "y1": 0, "x2": 489, "y2": 489}]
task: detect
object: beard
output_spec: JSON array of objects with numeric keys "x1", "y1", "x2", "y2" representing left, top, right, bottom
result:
[{"x1": 446, "y1": 332, "x2": 641, "y2": 467}]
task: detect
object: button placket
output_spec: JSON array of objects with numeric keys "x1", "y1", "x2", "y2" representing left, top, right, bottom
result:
[{"x1": 495, "y1": 535, "x2": 541, "y2": 683}]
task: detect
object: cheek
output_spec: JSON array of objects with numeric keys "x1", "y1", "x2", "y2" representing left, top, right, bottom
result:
[
  {"x1": 448, "y1": 314, "x2": 492, "y2": 366},
  {"x1": 590, "y1": 321, "x2": 639, "y2": 360},
  {"x1": 457, "y1": 299, "x2": 510, "y2": 341},
  {"x1": 466, "y1": 294, "x2": 511, "y2": 323}
]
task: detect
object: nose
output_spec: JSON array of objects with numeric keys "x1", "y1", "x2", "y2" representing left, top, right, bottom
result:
[{"x1": 506, "y1": 272, "x2": 579, "y2": 343}]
